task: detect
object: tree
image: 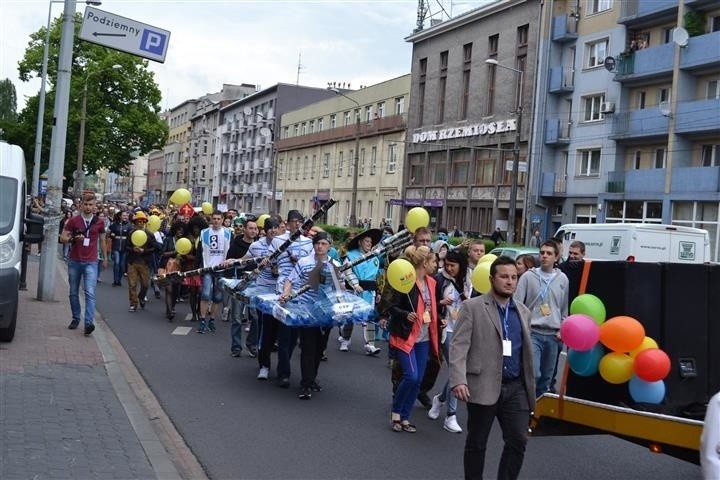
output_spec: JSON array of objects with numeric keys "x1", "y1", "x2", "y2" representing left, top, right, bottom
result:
[
  {"x1": 0, "y1": 78, "x2": 18, "y2": 121},
  {"x1": 17, "y1": 13, "x2": 168, "y2": 188}
]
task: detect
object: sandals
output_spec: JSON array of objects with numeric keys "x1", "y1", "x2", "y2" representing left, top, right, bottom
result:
[
  {"x1": 391, "y1": 415, "x2": 417, "y2": 433},
  {"x1": 401, "y1": 422, "x2": 417, "y2": 433},
  {"x1": 391, "y1": 420, "x2": 403, "y2": 432}
]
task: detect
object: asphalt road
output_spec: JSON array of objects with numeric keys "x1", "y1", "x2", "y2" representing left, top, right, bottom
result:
[{"x1": 95, "y1": 277, "x2": 702, "y2": 480}]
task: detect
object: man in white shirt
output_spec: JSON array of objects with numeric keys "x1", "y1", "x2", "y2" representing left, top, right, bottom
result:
[{"x1": 197, "y1": 210, "x2": 232, "y2": 334}]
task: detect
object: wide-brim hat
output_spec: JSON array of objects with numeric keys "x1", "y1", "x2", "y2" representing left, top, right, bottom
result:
[{"x1": 346, "y1": 228, "x2": 382, "y2": 251}]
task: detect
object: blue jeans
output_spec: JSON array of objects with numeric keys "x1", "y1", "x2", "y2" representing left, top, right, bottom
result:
[
  {"x1": 230, "y1": 297, "x2": 247, "y2": 353},
  {"x1": 111, "y1": 249, "x2": 127, "y2": 284},
  {"x1": 68, "y1": 259, "x2": 99, "y2": 326},
  {"x1": 531, "y1": 330, "x2": 561, "y2": 398},
  {"x1": 438, "y1": 331, "x2": 458, "y2": 416},
  {"x1": 392, "y1": 341, "x2": 430, "y2": 421}
]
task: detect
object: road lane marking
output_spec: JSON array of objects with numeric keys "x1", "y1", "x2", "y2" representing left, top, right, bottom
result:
[{"x1": 171, "y1": 327, "x2": 193, "y2": 335}]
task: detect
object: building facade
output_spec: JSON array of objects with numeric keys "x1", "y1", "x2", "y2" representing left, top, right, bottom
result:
[
  {"x1": 145, "y1": 149, "x2": 165, "y2": 205},
  {"x1": 163, "y1": 99, "x2": 198, "y2": 200},
  {"x1": 275, "y1": 75, "x2": 410, "y2": 228},
  {"x1": 217, "y1": 84, "x2": 340, "y2": 213},
  {"x1": 404, "y1": 0, "x2": 541, "y2": 238}
]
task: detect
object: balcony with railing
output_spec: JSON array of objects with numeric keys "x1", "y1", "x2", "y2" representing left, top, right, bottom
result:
[
  {"x1": 544, "y1": 118, "x2": 571, "y2": 145},
  {"x1": 540, "y1": 172, "x2": 567, "y2": 196},
  {"x1": 614, "y1": 43, "x2": 674, "y2": 83},
  {"x1": 551, "y1": 14, "x2": 578, "y2": 42},
  {"x1": 606, "y1": 168, "x2": 665, "y2": 193},
  {"x1": 671, "y1": 166, "x2": 720, "y2": 192},
  {"x1": 548, "y1": 67, "x2": 574, "y2": 94},
  {"x1": 675, "y1": 98, "x2": 720, "y2": 135},
  {"x1": 618, "y1": 0, "x2": 677, "y2": 25},
  {"x1": 610, "y1": 108, "x2": 670, "y2": 140},
  {"x1": 680, "y1": 31, "x2": 720, "y2": 71},
  {"x1": 276, "y1": 114, "x2": 407, "y2": 151}
]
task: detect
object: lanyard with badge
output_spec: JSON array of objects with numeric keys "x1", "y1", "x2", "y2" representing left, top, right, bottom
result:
[
  {"x1": 82, "y1": 217, "x2": 95, "y2": 247},
  {"x1": 537, "y1": 273, "x2": 555, "y2": 316},
  {"x1": 418, "y1": 282, "x2": 432, "y2": 324},
  {"x1": 500, "y1": 302, "x2": 512, "y2": 357}
]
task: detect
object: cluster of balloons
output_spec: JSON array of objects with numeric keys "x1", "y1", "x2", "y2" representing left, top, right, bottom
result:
[
  {"x1": 469, "y1": 254, "x2": 498, "y2": 293},
  {"x1": 384, "y1": 207, "x2": 432, "y2": 292},
  {"x1": 562, "y1": 294, "x2": 671, "y2": 404}
]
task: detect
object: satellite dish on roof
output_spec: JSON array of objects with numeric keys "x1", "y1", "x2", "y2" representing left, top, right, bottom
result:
[{"x1": 672, "y1": 27, "x2": 689, "y2": 47}]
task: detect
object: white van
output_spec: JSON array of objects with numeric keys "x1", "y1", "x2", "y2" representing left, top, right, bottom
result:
[
  {"x1": 0, "y1": 142, "x2": 44, "y2": 341},
  {"x1": 554, "y1": 223, "x2": 711, "y2": 263}
]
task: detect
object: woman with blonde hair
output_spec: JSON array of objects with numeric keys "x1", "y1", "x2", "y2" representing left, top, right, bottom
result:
[{"x1": 388, "y1": 245, "x2": 440, "y2": 432}]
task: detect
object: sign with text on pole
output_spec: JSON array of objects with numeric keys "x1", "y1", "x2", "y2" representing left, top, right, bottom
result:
[
  {"x1": 79, "y1": 7, "x2": 170, "y2": 63},
  {"x1": 505, "y1": 160, "x2": 527, "y2": 173}
]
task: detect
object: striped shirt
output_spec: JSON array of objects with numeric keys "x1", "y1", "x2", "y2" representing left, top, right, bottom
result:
[
  {"x1": 247, "y1": 238, "x2": 275, "y2": 286},
  {"x1": 270, "y1": 232, "x2": 313, "y2": 293}
]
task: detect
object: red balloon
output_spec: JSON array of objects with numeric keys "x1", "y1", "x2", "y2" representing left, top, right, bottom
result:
[
  {"x1": 633, "y1": 348, "x2": 671, "y2": 382},
  {"x1": 599, "y1": 315, "x2": 645, "y2": 352}
]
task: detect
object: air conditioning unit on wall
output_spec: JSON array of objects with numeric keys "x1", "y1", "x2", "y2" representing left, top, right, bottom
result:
[{"x1": 600, "y1": 102, "x2": 616, "y2": 114}]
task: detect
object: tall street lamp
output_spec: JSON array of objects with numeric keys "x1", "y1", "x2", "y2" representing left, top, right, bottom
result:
[
  {"x1": 330, "y1": 88, "x2": 361, "y2": 228},
  {"x1": 32, "y1": 0, "x2": 102, "y2": 198},
  {"x1": 486, "y1": 58, "x2": 524, "y2": 244},
  {"x1": 75, "y1": 63, "x2": 121, "y2": 197}
]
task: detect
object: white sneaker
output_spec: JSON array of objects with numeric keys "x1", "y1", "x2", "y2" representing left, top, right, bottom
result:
[
  {"x1": 257, "y1": 367, "x2": 269, "y2": 380},
  {"x1": 337, "y1": 335, "x2": 344, "y2": 343},
  {"x1": 364, "y1": 344, "x2": 381, "y2": 355},
  {"x1": 443, "y1": 415, "x2": 463, "y2": 433},
  {"x1": 339, "y1": 339, "x2": 350, "y2": 351},
  {"x1": 428, "y1": 394, "x2": 445, "y2": 420}
]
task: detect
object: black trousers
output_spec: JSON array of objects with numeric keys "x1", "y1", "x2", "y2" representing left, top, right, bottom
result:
[
  {"x1": 299, "y1": 327, "x2": 324, "y2": 388},
  {"x1": 464, "y1": 379, "x2": 530, "y2": 480}
]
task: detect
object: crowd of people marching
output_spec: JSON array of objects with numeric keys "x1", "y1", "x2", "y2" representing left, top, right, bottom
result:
[{"x1": 58, "y1": 192, "x2": 590, "y2": 480}]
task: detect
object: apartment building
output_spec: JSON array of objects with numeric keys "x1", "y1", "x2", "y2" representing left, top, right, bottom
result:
[
  {"x1": 217, "y1": 84, "x2": 340, "y2": 213},
  {"x1": 275, "y1": 75, "x2": 410, "y2": 228},
  {"x1": 145, "y1": 149, "x2": 165, "y2": 205},
  {"x1": 404, "y1": 0, "x2": 541, "y2": 238},
  {"x1": 163, "y1": 99, "x2": 198, "y2": 200}
]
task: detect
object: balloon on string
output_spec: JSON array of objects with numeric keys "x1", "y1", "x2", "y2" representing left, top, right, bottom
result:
[
  {"x1": 629, "y1": 336, "x2": 659, "y2": 358},
  {"x1": 147, "y1": 215, "x2": 161, "y2": 233},
  {"x1": 570, "y1": 293, "x2": 607, "y2": 325},
  {"x1": 387, "y1": 259, "x2": 416, "y2": 294},
  {"x1": 567, "y1": 343, "x2": 604, "y2": 377},
  {"x1": 598, "y1": 352, "x2": 634, "y2": 384},
  {"x1": 629, "y1": 376, "x2": 665, "y2": 404},
  {"x1": 405, "y1": 207, "x2": 430, "y2": 233},
  {"x1": 560, "y1": 314, "x2": 600, "y2": 351},
  {"x1": 257, "y1": 214, "x2": 270, "y2": 228},
  {"x1": 478, "y1": 253, "x2": 497, "y2": 264},
  {"x1": 176, "y1": 238, "x2": 192, "y2": 255},
  {"x1": 169, "y1": 188, "x2": 191, "y2": 206},
  {"x1": 471, "y1": 261, "x2": 492, "y2": 294},
  {"x1": 599, "y1": 315, "x2": 645, "y2": 352},
  {"x1": 201, "y1": 202, "x2": 213, "y2": 215},
  {"x1": 131, "y1": 230, "x2": 147, "y2": 247},
  {"x1": 633, "y1": 348, "x2": 671, "y2": 382}
]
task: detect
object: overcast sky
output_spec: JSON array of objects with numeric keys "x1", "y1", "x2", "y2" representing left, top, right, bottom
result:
[{"x1": 1, "y1": 0, "x2": 486, "y2": 112}]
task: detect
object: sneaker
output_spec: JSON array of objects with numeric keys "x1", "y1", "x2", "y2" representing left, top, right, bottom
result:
[
  {"x1": 197, "y1": 320, "x2": 207, "y2": 334},
  {"x1": 278, "y1": 377, "x2": 290, "y2": 388},
  {"x1": 231, "y1": 350, "x2": 242, "y2": 358},
  {"x1": 257, "y1": 367, "x2": 269, "y2": 380},
  {"x1": 128, "y1": 305, "x2": 137, "y2": 312},
  {"x1": 364, "y1": 344, "x2": 381, "y2": 356},
  {"x1": 298, "y1": 388, "x2": 312, "y2": 400},
  {"x1": 246, "y1": 346, "x2": 258, "y2": 358},
  {"x1": 320, "y1": 351, "x2": 328, "y2": 362},
  {"x1": 339, "y1": 339, "x2": 350, "y2": 352},
  {"x1": 443, "y1": 415, "x2": 463, "y2": 433},
  {"x1": 139, "y1": 299, "x2": 146, "y2": 309},
  {"x1": 310, "y1": 381, "x2": 322, "y2": 392},
  {"x1": 208, "y1": 319, "x2": 216, "y2": 333},
  {"x1": 68, "y1": 320, "x2": 80, "y2": 330},
  {"x1": 83, "y1": 324, "x2": 95, "y2": 336},
  {"x1": 428, "y1": 394, "x2": 445, "y2": 420},
  {"x1": 337, "y1": 335, "x2": 344, "y2": 343}
]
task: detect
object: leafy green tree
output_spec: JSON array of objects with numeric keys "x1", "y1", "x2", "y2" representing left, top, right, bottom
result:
[
  {"x1": 17, "y1": 13, "x2": 168, "y2": 188},
  {"x1": 0, "y1": 78, "x2": 18, "y2": 121}
]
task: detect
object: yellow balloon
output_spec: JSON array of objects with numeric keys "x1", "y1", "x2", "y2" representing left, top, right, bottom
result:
[
  {"x1": 169, "y1": 188, "x2": 191, "y2": 206},
  {"x1": 471, "y1": 261, "x2": 492, "y2": 294},
  {"x1": 478, "y1": 253, "x2": 497, "y2": 264},
  {"x1": 131, "y1": 229, "x2": 147, "y2": 247},
  {"x1": 387, "y1": 258, "x2": 416, "y2": 294},
  {"x1": 599, "y1": 352, "x2": 634, "y2": 384},
  {"x1": 629, "y1": 336, "x2": 659, "y2": 358},
  {"x1": 201, "y1": 202, "x2": 213, "y2": 215},
  {"x1": 176, "y1": 237, "x2": 192, "y2": 255},
  {"x1": 147, "y1": 215, "x2": 161, "y2": 233},
  {"x1": 405, "y1": 207, "x2": 430, "y2": 233},
  {"x1": 257, "y1": 214, "x2": 270, "y2": 228}
]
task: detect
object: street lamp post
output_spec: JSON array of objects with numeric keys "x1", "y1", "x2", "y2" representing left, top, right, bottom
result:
[
  {"x1": 486, "y1": 59, "x2": 524, "y2": 245},
  {"x1": 329, "y1": 88, "x2": 360, "y2": 228},
  {"x1": 32, "y1": 0, "x2": 102, "y2": 198}
]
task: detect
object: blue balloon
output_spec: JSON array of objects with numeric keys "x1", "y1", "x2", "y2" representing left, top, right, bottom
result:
[
  {"x1": 567, "y1": 343, "x2": 604, "y2": 377},
  {"x1": 629, "y1": 375, "x2": 665, "y2": 404}
]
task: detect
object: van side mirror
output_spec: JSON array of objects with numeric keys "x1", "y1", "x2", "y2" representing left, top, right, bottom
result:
[{"x1": 23, "y1": 213, "x2": 44, "y2": 244}]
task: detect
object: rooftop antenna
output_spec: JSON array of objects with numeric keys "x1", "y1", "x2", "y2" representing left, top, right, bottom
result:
[
  {"x1": 415, "y1": 0, "x2": 429, "y2": 32},
  {"x1": 296, "y1": 51, "x2": 306, "y2": 85}
]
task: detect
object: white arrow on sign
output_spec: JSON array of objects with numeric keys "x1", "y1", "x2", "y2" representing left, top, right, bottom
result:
[{"x1": 79, "y1": 6, "x2": 171, "y2": 63}]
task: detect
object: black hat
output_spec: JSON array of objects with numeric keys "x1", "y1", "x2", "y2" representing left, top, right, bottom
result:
[
  {"x1": 346, "y1": 228, "x2": 382, "y2": 252},
  {"x1": 263, "y1": 218, "x2": 280, "y2": 230},
  {"x1": 312, "y1": 232, "x2": 332, "y2": 245},
  {"x1": 286, "y1": 210, "x2": 304, "y2": 222}
]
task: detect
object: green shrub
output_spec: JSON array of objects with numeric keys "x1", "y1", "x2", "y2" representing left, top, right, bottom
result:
[{"x1": 684, "y1": 11, "x2": 705, "y2": 37}]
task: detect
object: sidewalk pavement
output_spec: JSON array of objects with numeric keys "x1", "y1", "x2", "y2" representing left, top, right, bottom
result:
[{"x1": 0, "y1": 257, "x2": 206, "y2": 480}]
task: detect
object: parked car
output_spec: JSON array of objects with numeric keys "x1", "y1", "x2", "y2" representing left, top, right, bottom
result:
[{"x1": 488, "y1": 246, "x2": 539, "y2": 260}]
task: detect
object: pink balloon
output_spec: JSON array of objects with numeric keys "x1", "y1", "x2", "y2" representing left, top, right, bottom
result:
[{"x1": 561, "y1": 314, "x2": 601, "y2": 351}]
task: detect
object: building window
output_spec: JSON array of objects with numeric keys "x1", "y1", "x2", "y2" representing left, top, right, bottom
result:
[
  {"x1": 330, "y1": 114, "x2": 336, "y2": 128},
  {"x1": 311, "y1": 155, "x2": 316, "y2": 179},
  {"x1": 318, "y1": 118, "x2": 324, "y2": 131},
  {"x1": 460, "y1": 43, "x2": 472, "y2": 119},
  {"x1": 303, "y1": 156, "x2": 308, "y2": 179},
  {"x1": 344, "y1": 111, "x2": 351, "y2": 126},
  {"x1": 309, "y1": 120, "x2": 315, "y2": 133},
  {"x1": 633, "y1": 150, "x2": 641, "y2": 169},
  {"x1": 438, "y1": 50, "x2": 449, "y2": 124},
  {"x1": 672, "y1": 201, "x2": 719, "y2": 261},
  {"x1": 429, "y1": 151, "x2": 446, "y2": 185},
  {"x1": 348, "y1": 150, "x2": 354, "y2": 177},
  {"x1": 702, "y1": 145, "x2": 720, "y2": 167},
  {"x1": 711, "y1": 15, "x2": 720, "y2": 32},
  {"x1": 587, "y1": 0, "x2": 612, "y2": 15},
  {"x1": 365, "y1": 106, "x2": 373, "y2": 122},
  {"x1": 418, "y1": 58, "x2": 427, "y2": 125},
  {"x1": 451, "y1": 150, "x2": 470, "y2": 185},
  {"x1": 408, "y1": 156, "x2": 424, "y2": 185},
  {"x1": 517, "y1": 25, "x2": 529, "y2": 47},
  {"x1": 395, "y1": 97, "x2": 405, "y2": 115},
  {"x1": 577, "y1": 149, "x2": 601, "y2": 176},
  {"x1": 337, "y1": 151, "x2": 344, "y2": 177},
  {"x1": 359, "y1": 148, "x2": 365, "y2": 176},
  {"x1": 295, "y1": 156, "x2": 300, "y2": 180},
  {"x1": 487, "y1": 34, "x2": 499, "y2": 115},
  {"x1": 476, "y1": 153, "x2": 495, "y2": 186},
  {"x1": 582, "y1": 94, "x2": 605, "y2": 122},
  {"x1": 323, "y1": 153, "x2": 330, "y2": 178},
  {"x1": 575, "y1": 204, "x2": 598, "y2": 223},
  {"x1": 606, "y1": 201, "x2": 663, "y2": 223},
  {"x1": 387, "y1": 144, "x2": 398, "y2": 174},
  {"x1": 655, "y1": 148, "x2": 666, "y2": 169},
  {"x1": 301, "y1": 122, "x2": 306, "y2": 135},
  {"x1": 370, "y1": 146, "x2": 377, "y2": 175},
  {"x1": 658, "y1": 87, "x2": 671, "y2": 104},
  {"x1": 585, "y1": 39, "x2": 608, "y2": 68},
  {"x1": 377, "y1": 102, "x2": 385, "y2": 118},
  {"x1": 637, "y1": 90, "x2": 646, "y2": 109},
  {"x1": 278, "y1": 159, "x2": 283, "y2": 180},
  {"x1": 706, "y1": 80, "x2": 720, "y2": 100}
]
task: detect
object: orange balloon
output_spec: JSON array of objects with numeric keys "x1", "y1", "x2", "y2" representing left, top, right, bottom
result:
[{"x1": 599, "y1": 315, "x2": 645, "y2": 353}]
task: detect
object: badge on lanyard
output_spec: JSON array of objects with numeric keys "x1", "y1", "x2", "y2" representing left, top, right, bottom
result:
[
  {"x1": 539, "y1": 303, "x2": 551, "y2": 316},
  {"x1": 503, "y1": 339, "x2": 512, "y2": 357},
  {"x1": 422, "y1": 311, "x2": 431, "y2": 324},
  {"x1": 83, "y1": 238, "x2": 90, "y2": 247}
]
